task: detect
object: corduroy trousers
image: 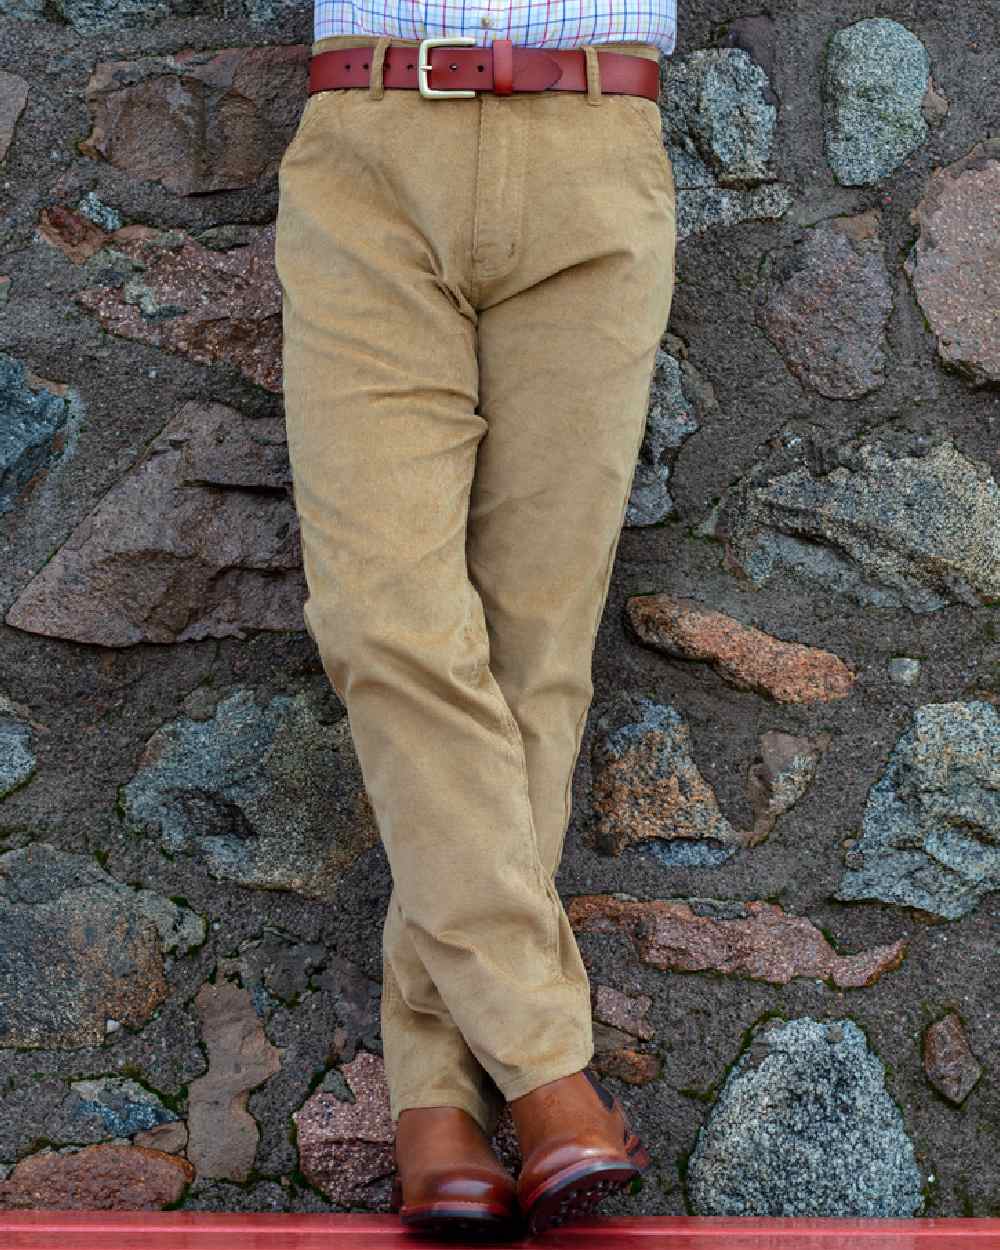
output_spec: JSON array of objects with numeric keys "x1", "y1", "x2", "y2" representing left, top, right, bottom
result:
[{"x1": 276, "y1": 32, "x2": 676, "y2": 1140}]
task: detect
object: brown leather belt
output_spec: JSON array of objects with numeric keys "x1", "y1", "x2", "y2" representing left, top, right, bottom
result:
[{"x1": 308, "y1": 38, "x2": 660, "y2": 101}]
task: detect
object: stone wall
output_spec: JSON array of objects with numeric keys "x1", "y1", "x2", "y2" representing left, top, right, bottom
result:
[{"x1": 0, "y1": 0, "x2": 997, "y2": 1220}]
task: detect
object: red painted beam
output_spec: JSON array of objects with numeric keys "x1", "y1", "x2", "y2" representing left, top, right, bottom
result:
[{"x1": 1, "y1": 1212, "x2": 998, "y2": 1249}]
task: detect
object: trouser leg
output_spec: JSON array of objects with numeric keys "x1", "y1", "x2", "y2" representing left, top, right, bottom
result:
[
  {"x1": 275, "y1": 72, "x2": 595, "y2": 1131},
  {"x1": 276, "y1": 43, "x2": 676, "y2": 1136}
]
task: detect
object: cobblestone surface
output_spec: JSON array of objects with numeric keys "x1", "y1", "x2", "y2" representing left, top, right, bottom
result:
[{"x1": 1, "y1": 0, "x2": 998, "y2": 1222}]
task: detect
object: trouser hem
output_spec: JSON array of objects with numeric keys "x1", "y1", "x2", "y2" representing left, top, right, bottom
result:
[
  {"x1": 390, "y1": 1089, "x2": 497, "y2": 1138},
  {"x1": 496, "y1": 1042, "x2": 596, "y2": 1104}
]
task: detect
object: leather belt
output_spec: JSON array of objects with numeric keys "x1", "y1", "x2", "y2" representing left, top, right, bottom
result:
[{"x1": 308, "y1": 37, "x2": 661, "y2": 101}]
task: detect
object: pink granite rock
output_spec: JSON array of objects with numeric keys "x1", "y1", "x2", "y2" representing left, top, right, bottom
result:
[
  {"x1": 0, "y1": 70, "x2": 27, "y2": 162},
  {"x1": 0, "y1": 1144, "x2": 193, "y2": 1210},
  {"x1": 591, "y1": 696, "x2": 761, "y2": 854},
  {"x1": 593, "y1": 985, "x2": 654, "y2": 1040},
  {"x1": 757, "y1": 215, "x2": 893, "y2": 398},
  {"x1": 627, "y1": 594, "x2": 856, "y2": 704},
  {"x1": 905, "y1": 139, "x2": 1000, "y2": 385},
  {"x1": 76, "y1": 226, "x2": 282, "y2": 392},
  {"x1": 6, "y1": 401, "x2": 305, "y2": 646},
  {"x1": 186, "y1": 980, "x2": 281, "y2": 1182},
  {"x1": 38, "y1": 206, "x2": 108, "y2": 263},
  {"x1": 82, "y1": 46, "x2": 309, "y2": 194},
  {"x1": 747, "y1": 730, "x2": 831, "y2": 838},
  {"x1": 923, "y1": 1013, "x2": 983, "y2": 1104},
  {"x1": 591, "y1": 993, "x2": 660, "y2": 1086},
  {"x1": 294, "y1": 1051, "x2": 396, "y2": 1206},
  {"x1": 132, "y1": 1121, "x2": 188, "y2": 1154},
  {"x1": 569, "y1": 895, "x2": 906, "y2": 989},
  {"x1": 593, "y1": 1045, "x2": 661, "y2": 1086}
]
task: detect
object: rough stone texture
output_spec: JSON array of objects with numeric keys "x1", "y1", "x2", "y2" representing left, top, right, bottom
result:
[
  {"x1": 293, "y1": 1051, "x2": 396, "y2": 1207},
  {"x1": 824, "y1": 19, "x2": 930, "y2": 185},
  {"x1": 77, "y1": 192, "x2": 123, "y2": 233},
  {"x1": 923, "y1": 1013, "x2": 983, "y2": 1105},
  {"x1": 57, "y1": 0, "x2": 171, "y2": 30},
  {"x1": 3, "y1": 0, "x2": 1000, "y2": 1223},
  {"x1": 757, "y1": 216, "x2": 894, "y2": 399},
  {"x1": 591, "y1": 694, "x2": 758, "y2": 858},
  {"x1": 904, "y1": 140, "x2": 1000, "y2": 386},
  {"x1": 590, "y1": 991, "x2": 660, "y2": 1084},
  {"x1": 0, "y1": 843, "x2": 204, "y2": 1048},
  {"x1": 77, "y1": 228, "x2": 282, "y2": 391},
  {"x1": 570, "y1": 895, "x2": 907, "y2": 989},
  {"x1": 133, "y1": 1121, "x2": 189, "y2": 1155},
  {"x1": 244, "y1": 0, "x2": 305, "y2": 19},
  {"x1": 0, "y1": 703, "x2": 36, "y2": 798},
  {"x1": 626, "y1": 344, "x2": 713, "y2": 527},
  {"x1": 0, "y1": 352, "x2": 74, "y2": 518},
  {"x1": 888, "y1": 658, "x2": 922, "y2": 687},
  {"x1": 592, "y1": 1037, "x2": 660, "y2": 1086},
  {"x1": 309, "y1": 955, "x2": 383, "y2": 1063},
  {"x1": 687, "y1": 1018, "x2": 923, "y2": 1216},
  {"x1": 82, "y1": 47, "x2": 309, "y2": 195},
  {"x1": 660, "y1": 47, "x2": 792, "y2": 238},
  {"x1": 38, "y1": 206, "x2": 109, "y2": 264},
  {"x1": 627, "y1": 595, "x2": 856, "y2": 704},
  {"x1": 63, "y1": 1079, "x2": 178, "y2": 1139},
  {"x1": 122, "y1": 686, "x2": 378, "y2": 897},
  {"x1": 921, "y1": 78, "x2": 950, "y2": 127},
  {"x1": 715, "y1": 434, "x2": 1000, "y2": 613},
  {"x1": 6, "y1": 402, "x2": 303, "y2": 644},
  {"x1": 836, "y1": 701, "x2": 1000, "y2": 920},
  {"x1": 0, "y1": 0, "x2": 45, "y2": 17},
  {"x1": 0, "y1": 69, "x2": 26, "y2": 162},
  {"x1": 187, "y1": 980, "x2": 282, "y2": 1182},
  {"x1": 0, "y1": 1144, "x2": 194, "y2": 1210},
  {"x1": 217, "y1": 931, "x2": 328, "y2": 1012},
  {"x1": 593, "y1": 985, "x2": 654, "y2": 1040},
  {"x1": 747, "y1": 730, "x2": 829, "y2": 840}
]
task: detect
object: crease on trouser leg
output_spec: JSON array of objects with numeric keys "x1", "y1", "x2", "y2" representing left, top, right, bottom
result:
[{"x1": 381, "y1": 889, "x2": 505, "y2": 1137}]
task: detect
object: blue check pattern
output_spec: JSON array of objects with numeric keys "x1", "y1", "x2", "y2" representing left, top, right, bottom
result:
[{"x1": 315, "y1": 0, "x2": 677, "y2": 57}]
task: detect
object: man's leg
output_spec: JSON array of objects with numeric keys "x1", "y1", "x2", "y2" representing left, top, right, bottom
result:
[
  {"x1": 465, "y1": 53, "x2": 678, "y2": 1230},
  {"x1": 275, "y1": 57, "x2": 594, "y2": 1134},
  {"x1": 469, "y1": 61, "x2": 677, "y2": 884}
]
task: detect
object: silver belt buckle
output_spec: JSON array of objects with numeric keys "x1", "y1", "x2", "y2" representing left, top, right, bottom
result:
[{"x1": 418, "y1": 36, "x2": 478, "y2": 98}]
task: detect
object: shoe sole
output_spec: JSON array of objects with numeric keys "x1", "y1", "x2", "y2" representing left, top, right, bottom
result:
[
  {"x1": 520, "y1": 1132, "x2": 652, "y2": 1235},
  {"x1": 399, "y1": 1200, "x2": 523, "y2": 1239}
]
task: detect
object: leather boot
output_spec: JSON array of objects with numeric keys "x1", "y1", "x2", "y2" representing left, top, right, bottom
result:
[
  {"x1": 388, "y1": 1106, "x2": 522, "y2": 1237},
  {"x1": 509, "y1": 1067, "x2": 651, "y2": 1234}
]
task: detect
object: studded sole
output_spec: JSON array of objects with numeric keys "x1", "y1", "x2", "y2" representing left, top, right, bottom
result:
[{"x1": 521, "y1": 1157, "x2": 642, "y2": 1236}]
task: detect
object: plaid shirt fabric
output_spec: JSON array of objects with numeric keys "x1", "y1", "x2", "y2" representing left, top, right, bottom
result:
[{"x1": 314, "y1": 0, "x2": 677, "y2": 57}]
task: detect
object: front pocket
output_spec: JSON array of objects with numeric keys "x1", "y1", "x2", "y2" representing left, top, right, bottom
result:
[
  {"x1": 280, "y1": 88, "x2": 351, "y2": 164},
  {"x1": 620, "y1": 92, "x2": 665, "y2": 142},
  {"x1": 618, "y1": 94, "x2": 676, "y2": 197}
]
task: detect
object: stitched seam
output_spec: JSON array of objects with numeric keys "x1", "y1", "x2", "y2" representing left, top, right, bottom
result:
[
  {"x1": 618, "y1": 96, "x2": 675, "y2": 195},
  {"x1": 282, "y1": 90, "x2": 347, "y2": 163},
  {"x1": 620, "y1": 93, "x2": 664, "y2": 142}
]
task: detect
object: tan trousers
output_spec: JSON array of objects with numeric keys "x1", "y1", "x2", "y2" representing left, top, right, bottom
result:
[{"x1": 276, "y1": 34, "x2": 677, "y2": 1140}]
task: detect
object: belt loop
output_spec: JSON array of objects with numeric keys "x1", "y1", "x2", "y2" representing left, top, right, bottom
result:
[
  {"x1": 368, "y1": 36, "x2": 392, "y2": 100},
  {"x1": 583, "y1": 45, "x2": 602, "y2": 106}
]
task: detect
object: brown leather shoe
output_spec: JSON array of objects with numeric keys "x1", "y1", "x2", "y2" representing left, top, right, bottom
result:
[
  {"x1": 388, "y1": 1106, "x2": 522, "y2": 1238},
  {"x1": 510, "y1": 1068, "x2": 651, "y2": 1234}
]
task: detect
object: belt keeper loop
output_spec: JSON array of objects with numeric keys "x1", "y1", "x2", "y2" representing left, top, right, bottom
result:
[
  {"x1": 583, "y1": 46, "x2": 602, "y2": 105},
  {"x1": 368, "y1": 36, "x2": 392, "y2": 100}
]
